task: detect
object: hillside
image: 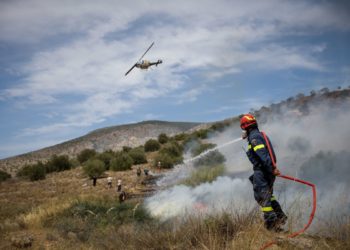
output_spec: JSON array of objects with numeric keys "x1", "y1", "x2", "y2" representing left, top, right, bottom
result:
[
  {"x1": 0, "y1": 121, "x2": 200, "y2": 175},
  {"x1": 2, "y1": 87, "x2": 350, "y2": 176},
  {"x1": 0, "y1": 88, "x2": 350, "y2": 249}
]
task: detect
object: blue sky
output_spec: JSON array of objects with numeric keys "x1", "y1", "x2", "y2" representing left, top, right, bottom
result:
[{"x1": 0, "y1": 0, "x2": 349, "y2": 158}]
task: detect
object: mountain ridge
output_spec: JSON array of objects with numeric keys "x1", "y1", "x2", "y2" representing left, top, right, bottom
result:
[
  {"x1": 1, "y1": 87, "x2": 349, "y2": 175},
  {"x1": 0, "y1": 120, "x2": 201, "y2": 175}
]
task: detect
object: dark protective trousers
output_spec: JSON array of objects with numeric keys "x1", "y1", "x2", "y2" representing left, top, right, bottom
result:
[{"x1": 250, "y1": 170, "x2": 286, "y2": 229}]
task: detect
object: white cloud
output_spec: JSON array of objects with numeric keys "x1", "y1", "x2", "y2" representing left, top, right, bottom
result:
[
  {"x1": 0, "y1": 0, "x2": 348, "y2": 138},
  {"x1": 175, "y1": 86, "x2": 208, "y2": 105}
]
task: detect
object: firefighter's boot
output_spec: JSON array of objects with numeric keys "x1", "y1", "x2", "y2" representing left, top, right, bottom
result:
[
  {"x1": 264, "y1": 211, "x2": 284, "y2": 232},
  {"x1": 271, "y1": 197, "x2": 287, "y2": 226}
]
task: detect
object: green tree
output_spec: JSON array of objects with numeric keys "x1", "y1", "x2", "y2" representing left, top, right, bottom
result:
[
  {"x1": 194, "y1": 129, "x2": 210, "y2": 139},
  {"x1": 97, "y1": 151, "x2": 114, "y2": 170},
  {"x1": 17, "y1": 162, "x2": 46, "y2": 181},
  {"x1": 154, "y1": 153, "x2": 176, "y2": 169},
  {"x1": 193, "y1": 150, "x2": 226, "y2": 167},
  {"x1": 46, "y1": 154, "x2": 72, "y2": 173},
  {"x1": 173, "y1": 133, "x2": 188, "y2": 141},
  {"x1": 110, "y1": 152, "x2": 133, "y2": 171},
  {"x1": 191, "y1": 143, "x2": 216, "y2": 157},
  {"x1": 77, "y1": 149, "x2": 96, "y2": 164},
  {"x1": 154, "y1": 141, "x2": 184, "y2": 168},
  {"x1": 160, "y1": 141, "x2": 183, "y2": 158},
  {"x1": 0, "y1": 170, "x2": 11, "y2": 182},
  {"x1": 29, "y1": 162, "x2": 46, "y2": 181},
  {"x1": 128, "y1": 147, "x2": 147, "y2": 165},
  {"x1": 122, "y1": 146, "x2": 132, "y2": 152},
  {"x1": 83, "y1": 159, "x2": 105, "y2": 179},
  {"x1": 158, "y1": 133, "x2": 169, "y2": 144},
  {"x1": 144, "y1": 139, "x2": 160, "y2": 152}
]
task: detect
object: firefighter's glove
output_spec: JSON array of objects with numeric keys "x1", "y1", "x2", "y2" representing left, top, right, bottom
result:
[{"x1": 273, "y1": 168, "x2": 281, "y2": 176}]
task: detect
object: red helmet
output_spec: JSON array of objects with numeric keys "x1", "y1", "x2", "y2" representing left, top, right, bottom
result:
[{"x1": 240, "y1": 114, "x2": 257, "y2": 130}]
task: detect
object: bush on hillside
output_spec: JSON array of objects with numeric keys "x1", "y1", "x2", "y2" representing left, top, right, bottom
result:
[
  {"x1": 46, "y1": 155, "x2": 72, "y2": 173},
  {"x1": 193, "y1": 150, "x2": 226, "y2": 167},
  {"x1": 144, "y1": 139, "x2": 160, "y2": 152},
  {"x1": 210, "y1": 121, "x2": 231, "y2": 132},
  {"x1": 97, "y1": 151, "x2": 115, "y2": 170},
  {"x1": 160, "y1": 141, "x2": 183, "y2": 158},
  {"x1": 78, "y1": 149, "x2": 96, "y2": 164},
  {"x1": 83, "y1": 159, "x2": 105, "y2": 179},
  {"x1": 0, "y1": 170, "x2": 11, "y2": 182},
  {"x1": 17, "y1": 162, "x2": 46, "y2": 181},
  {"x1": 70, "y1": 158, "x2": 80, "y2": 168},
  {"x1": 154, "y1": 153, "x2": 176, "y2": 169},
  {"x1": 122, "y1": 146, "x2": 132, "y2": 152},
  {"x1": 110, "y1": 152, "x2": 133, "y2": 171},
  {"x1": 154, "y1": 141, "x2": 184, "y2": 168},
  {"x1": 158, "y1": 133, "x2": 169, "y2": 144},
  {"x1": 191, "y1": 143, "x2": 216, "y2": 157},
  {"x1": 173, "y1": 133, "x2": 188, "y2": 141},
  {"x1": 180, "y1": 164, "x2": 225, "y2": 187},
  {"x1": 128, "y1": 147, "x2": 147, "y2": 165},
  {"x1": 194, "y1": 129, "x2": 210, "y2": 139}
]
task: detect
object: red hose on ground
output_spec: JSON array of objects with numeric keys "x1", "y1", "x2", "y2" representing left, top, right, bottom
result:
[{"x1": 260, "y1": 132, "x2": 317, "y2": 249}]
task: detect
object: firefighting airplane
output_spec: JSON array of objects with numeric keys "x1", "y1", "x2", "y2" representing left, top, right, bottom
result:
[{"x1": 125, "y1": 42, "x2": 163, "y2": 76}]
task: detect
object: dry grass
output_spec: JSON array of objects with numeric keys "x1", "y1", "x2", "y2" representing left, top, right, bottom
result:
[{"x1": 1, "y1": 165, "x2": 350, "y2": 250}]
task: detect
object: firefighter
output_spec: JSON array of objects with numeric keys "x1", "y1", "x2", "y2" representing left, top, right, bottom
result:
[{"x1": 240, "y1": 114, "x2": 287, "y2": 231}]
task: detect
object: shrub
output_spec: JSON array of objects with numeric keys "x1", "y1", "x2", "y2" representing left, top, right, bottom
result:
[
  {"x1": 158, "y1": 133, "x2": 169, "y2": 144},
  {"x1": 191, "y1": 143, "x2": 216, "y2": 157},
  {"x1": 160, "y1": 141, "x2": 183, "y2": 158},
  {"x1": 0, "y1": 170, "x2": 11, "y2": 182},
  {"x1": 154, "y1": 141, "x2": 184, "y2": 168},
  {"x1": 193, "y1": 150, "x2": 226, "y2": 167},
  {"x1": 194, "y1": 129, "x2": 210, "y2": 139},
  {"x1": 70, "y1": 158, "x2": 80, "y2": 168},
  {"x1": 128, "y1": 147, "x2": 147, "y2": 165},
  {"x1": 210, "y1": 121, "x2": 231, "y2": 132},
  {"x1": 29, "y1": 162, "x2": 46, "y2": 181},
  {"x1": 83, "y1": 159, "x2": 105, "y2": 179},
  {"x1": 46, "y1": 154, "x2": 72, "y2": 173},
  {"x1": 17, "y1": 165, "x2": 31, "y2": 178},
  {"x1": 97, "y1": 151, "x2": 115, "y2": 170},
  {"x1": 77, "y1": 149, "x2": 96, "y2": 164},
  {"x1": 17, "y1": 162, "x2": 46, "y2": 181},
  {"x1": 173, "y1": 133, "x2": 189, "y2": 141},
  {"x1": 110, "y1": 152, "x2": 133, "y2": 171},
  {"x1": 154, "y1": 153, "x2": 176, "y2": 169},
  {"x1": 122, "y1": 146, "x2": 132, "y2": 153},
  {"x1": 144, "y1": 139, "x2": 160, "y2": 152},
  {"x1": 181, "y1": 165, "x2": 225, "y2": 187}
]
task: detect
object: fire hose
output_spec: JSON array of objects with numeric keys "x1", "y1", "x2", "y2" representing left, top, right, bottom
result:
[
  {"x1": 260, "y1": 174, "x2": 317, "y2": 250},
  {"x1": 260, "y1": 132, "x2": 317, "y2": 249}
]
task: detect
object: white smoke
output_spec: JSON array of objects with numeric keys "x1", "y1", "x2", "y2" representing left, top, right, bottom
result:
[
  {"x1": 146, "y1": 94, "x2": 350, "y2": 233},
  {"x1": 147, "y1": 176, "x2": 254, "y2": 220}
]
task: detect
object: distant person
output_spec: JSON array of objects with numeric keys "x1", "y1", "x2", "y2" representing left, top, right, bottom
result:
[
  {"x1": 144, "y1": 168, "x2": 149, "y2": 176},
  {"x1": 119, "y1": 191, "x2": 126, "y2": 203},
  {"x1": 92, "y1": 177, "x2": 97, "y2": 187},
  {"x1": 107, "y1": 176, "x2": 113, "y2": 188},
  {"x1": 117, "y1": 179, "x2": 122, "y2": 192},
  {"x1": 157, "y1": 161, "x2": 162, "y2": 169},
  {"x1": 137, "y1": 167, "x2": 142, "y2": 177},
  {"x1": 240, "y1": 114, "x2": 287, "y2": 232}
]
